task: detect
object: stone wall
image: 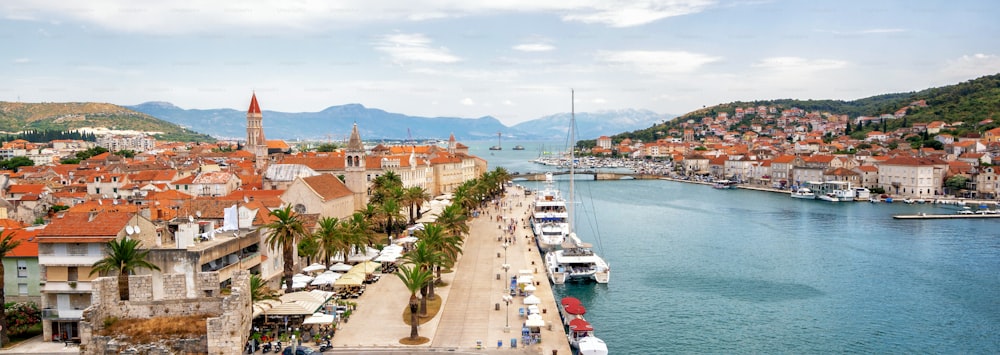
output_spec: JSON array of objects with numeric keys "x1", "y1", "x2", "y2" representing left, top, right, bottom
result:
[{"x1": 80, "y1": 270, "x2": 251, "y2": 355}]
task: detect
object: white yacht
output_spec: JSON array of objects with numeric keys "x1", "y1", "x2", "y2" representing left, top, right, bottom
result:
[
  {"x1": 817, "y1": 192, "x2": 840, "y2": 202},
  {"x1": 545, "y1": 234, "x2": 610, "y2": 284},
  {"x1": 568, "y1": 318, "x2": 608, "y2": 355},
  {"x1": 531, "y1": 172, "x2": 569, "y2": 251},
  {"x1": 544, "y1": 90, "x2": 610, "y2": 285}
]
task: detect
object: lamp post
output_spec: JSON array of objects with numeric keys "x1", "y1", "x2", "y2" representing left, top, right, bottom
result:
[{"x1": 502, "y1": 243, "x2": 510, "y2": 332}]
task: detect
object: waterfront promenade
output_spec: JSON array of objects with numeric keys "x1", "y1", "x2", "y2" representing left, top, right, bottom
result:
[{"x1": 331, "y1": 187, "x2": 571, "y2": 354}]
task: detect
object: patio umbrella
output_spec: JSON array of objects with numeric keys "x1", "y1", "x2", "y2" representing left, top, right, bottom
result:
[
  {"x1": 302, "y1": 312, "x2": 335, "y2": 325},
  {"x1": 302, "y1": 263, "x2": 327, "y2": 273},
  {"x1": 310, "y1": 271, "x2": 342, "y2": 286},
  {"x1": 329, "y1": 262, "x2": 352, "y2": 272}
]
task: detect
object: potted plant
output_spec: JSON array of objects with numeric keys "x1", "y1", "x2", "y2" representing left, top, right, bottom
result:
[{"x1": 68, "y1": 281, "x2": 77, "y2": 289}]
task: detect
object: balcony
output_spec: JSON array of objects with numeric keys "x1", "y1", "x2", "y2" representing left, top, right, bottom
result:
[
  {"x1": 42, "y1": 281, "x2": 93, "y2": 293},
  {"x1": 42, "y1": 308, "x2": 84, "y2": 320},
  {"x1": 38, "y1": 254, "x2": 103, "y2": 266}
]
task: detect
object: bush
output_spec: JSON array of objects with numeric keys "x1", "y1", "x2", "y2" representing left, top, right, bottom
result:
[{"x1": 4, "y1": 302, "x2": 41, "y2": 335}]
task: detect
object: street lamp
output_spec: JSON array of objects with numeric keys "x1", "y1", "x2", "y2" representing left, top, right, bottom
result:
[{"x1": 502, "y1": 243, "x2": 510, "y2": 332}]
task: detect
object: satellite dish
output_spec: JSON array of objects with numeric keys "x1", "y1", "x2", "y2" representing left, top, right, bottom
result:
[
  {"x1": 125, "y1": 225, "x2": 134, "y2": 235},
  {"x1": 243, "y1": 196, "x2": 250, "y2": 203},
  {"x1": 133, "y1": 226, "x2": 141, "y2": 234},
  {"x1": 98, "y1": 200, "x2": 103, "y2": 205},
  {"x1": 196, "y1": 211, "x2": 202, "y2": 217},
  {"x1": 188, "y1": 215, "x2": 195, "y2": 222}
]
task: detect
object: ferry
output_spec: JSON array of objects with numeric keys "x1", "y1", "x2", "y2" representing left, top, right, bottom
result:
[{"x1": 545, "y1": 233, "x2": 610, "y2": 284}]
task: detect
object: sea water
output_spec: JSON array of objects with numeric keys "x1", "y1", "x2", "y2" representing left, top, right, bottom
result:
[{"x1": 473, "y1": 141, "x2": 1000, "y2": 354}]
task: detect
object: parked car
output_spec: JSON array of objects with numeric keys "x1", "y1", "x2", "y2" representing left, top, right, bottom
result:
[{"x1": 282, "y1": 346, "x2": 315, "y2": 355}]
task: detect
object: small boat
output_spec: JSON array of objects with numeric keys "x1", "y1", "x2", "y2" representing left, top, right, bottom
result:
[
  {"x1": 712, "y1": 180, "x2": 738, "y2": 189},
  {"x1": 791, "y1": 188, "x2": 815, "y2": 199},
  {"x1": 568, "y1": 319, "x2": 608, "y2": 355},
  {"x1": 513, "y1": 145, "x2": 525, "y2": 150},
  {"x1": 489, "y1": 131, "x2": 502, "y2": 150},
  {"x1": 559, "y1": 297, "x2": 586, "y2": 326},
  {"x1": 817, "y1": 193, "x2": 839, "y2": 202}
]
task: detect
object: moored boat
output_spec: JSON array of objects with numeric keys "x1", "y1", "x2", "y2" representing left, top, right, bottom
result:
[
  {"x1": 712, "y1": 180, "x2": 738, "y2": 189},
  {"x1": 545, "y1": 233, "x2": 610, "y2": 284},
  {"x1": 791, "y1": 188, "x2": 815, "y2": 199},
  {"x1": 530, "y1": 172, "x2": 568, "y2": 251},
  {"x1": 513, "y1": 145, "x2": 525, "y2": 150},
  {"x1": 817, "y1": 192, "x2": 839, "y2": 202}
]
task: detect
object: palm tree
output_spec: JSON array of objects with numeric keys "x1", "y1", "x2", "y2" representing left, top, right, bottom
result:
[
  {"x1": 249, "y1": 274, "x2": 278, "y2": 303},
  {"x1": 435, "y1": 204, "x2": 469, "y2": 239},
  {"x1": 401, "y1": 241, "x2": 442, "y2": 316},
  {"x1": 90, "y1": 236, "x2": 161, "y2": 301},
  {"x1": 0, "y1": 230, "x2": 21, "y2": 346},
  {"x1": 378, "y1": 197, "x2": 403, "y2": 240},
  {"x1": 264, "y1": 205, "x2": 307, "y2": 292},
  {"x1": 420, "y1": 223, "x2": 463, "y2": 284},
  {"x1": 395, "y1": 264, "x2": 433, "y2": 340},
  {"x1": 297, "y1": 234, "x2": 320, "y2": 266},
  {"x1": 314, "y1": 217, "x2": 341, "y2": 268},
  {"x1": 403, "y1": 186, "x2": 431, "y2": 224}
]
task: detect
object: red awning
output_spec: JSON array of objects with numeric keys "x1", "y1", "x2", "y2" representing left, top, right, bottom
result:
[
  {"x1": 568, "y1": 318, "x2": 593, "y2": 332},
  {"x1": 561, "y1": 297, "x2": 581, "y2": 307},
  {"x1": 563, "y1": 303, "x2": 586, "y2": 315}
]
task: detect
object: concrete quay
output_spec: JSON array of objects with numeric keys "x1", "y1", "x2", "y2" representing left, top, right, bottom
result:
[{"x1": 331, "y1": 187, "x2": 571, "y2": 354}]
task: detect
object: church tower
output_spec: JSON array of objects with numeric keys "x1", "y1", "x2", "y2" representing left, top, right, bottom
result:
[
  {"x1": 345, "y1": 123, "x2": 368, "y2": 210},
  {"x1": 245, "y1": 93, "x2": 268, "y2": 167}
]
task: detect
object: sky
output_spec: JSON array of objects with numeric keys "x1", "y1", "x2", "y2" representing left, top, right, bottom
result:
[{"x1": 1, "y1": 0, "x2": 998, "y2": 126}]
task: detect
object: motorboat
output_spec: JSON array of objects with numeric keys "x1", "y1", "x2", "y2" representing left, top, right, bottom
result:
[
  {"x1": 817, "y1": 193, "x2": 839, "y2": 202},
  {"x1": 513, "y1": 145, "x2": 526, "y2": 150},
  {"x1": 489, "y1": 131, "x2": 502, "y2": 150},
  {"x1": 545, "y1": 233, "x2": 610, "y2": 284},
  {"x1": 712, "y1": 180, "x2": 738, "y2": 189},
  {"x1": 791, "y1": 188, "x2": 815, "y2": 199},
  {"x1": 559, "y1": 297, "x2": 587, "y2": 326},
  {"x1": 577, "y1": 336, "x2": 609, "y2": 355},
  {"x1": 530, "y1": 172, "x2": 568, "y2": 251},
  {"x1": 568, "y1": 318, "x2": 608, "y2": 355}
]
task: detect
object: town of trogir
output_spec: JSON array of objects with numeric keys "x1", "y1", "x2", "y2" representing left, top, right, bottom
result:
[{"x1": 1, "y1": 2, "x2": 998, "y2": 354}]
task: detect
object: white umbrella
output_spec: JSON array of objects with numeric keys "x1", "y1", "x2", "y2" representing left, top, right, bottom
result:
[
  {"x1": 302, "y1": 312, "x2": 335, "y2": 325},
  {"x1": 302, "y1": 263, "x2": 327, "y2": 273},
  {"x1": 395, "y1": 236, "x2": 418, "y2": 244},
  {"x1": 329, "y1": 262, "x2": 352, "y2": 272},
  {"x1": 525, "y1": 313, "x2": 545, "y2": 327},
  {"x1": 310, "y1": 271, "x2": 342, "y2": 286},
  {"x1": 292, "y1": 273, "x2": 314, "y2": 282},
  {"x1": 523, "y1": 295, "x2": 541, "y2": 305},
  {"x1": 523, "y1": 284, "x2": 537, "y2": 293}
]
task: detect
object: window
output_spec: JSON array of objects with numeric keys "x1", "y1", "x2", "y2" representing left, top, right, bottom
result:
[
  {"x1": 18, "y1": 283, "x2": 27, "y2": 295},
  {"x1": 67, "y1": 266, "x2": 78, "y2": 282},
  {"x1": 17, "y1": 260, "x2": 27, "y2": 278}
]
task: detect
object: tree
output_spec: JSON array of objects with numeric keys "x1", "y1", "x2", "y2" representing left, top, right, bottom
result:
[
  {"x1": 0, "y1": 231, "x2": 21, "y2": 345},
  {"x1": 945, "y1": 175, "x2": 969, "y2": 193},
  {"x1": 113, "y1": 149, "x2": 136, "y2": 158},
  {"x1": 378, "y1": 197, "x2": 403, "y2": 240},
  {"x1": 297, "y1": 234, "x2": 320, "y2": 266},
  {"x1": 316, "y1": 143, "x2": 338, "y2": 152},
  {"x1": 264, "y1": 205, "x2": 307, "y2": 292},
  {"x1": 90, "y1": 236, "x2": 161, "y2": 301},
  {"x1": 249, "y1": 274, "x2": 278, "y2": 303},
  {"x1": 419, "y1": 223, "x2": 462, "y2": 296},
  {"x1": 395, "y1": 264, "x2": 433, "y2": 340},
  {"x1": 0, "y1": 156, "x2": 34, "y2": 171},
  {"x1": 401, "y1": 241, "x2": 441, "y2": 316},
  {"x1": 434, "y1": 204, "x2": 468, "y2": 239},
  {"x1": 402, "y1": 187, "x2": 430, "y2": 224},
  {"x1": 314, "y1": 217, "x2": 342, "y2": 268}
]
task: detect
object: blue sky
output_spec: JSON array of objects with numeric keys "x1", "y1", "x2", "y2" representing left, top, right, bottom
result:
[{"x1": 2, "y1": 0, "x2": 998, "y2": 125}]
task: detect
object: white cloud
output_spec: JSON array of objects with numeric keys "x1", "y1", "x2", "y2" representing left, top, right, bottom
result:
[
  {"x1": 0, "y1": 0, "x2": 714, "y2": 34},
  {"x1": 12, "y1": 58, "x2": 31, "y2": 64},
  {"x1": 503, "y1": 100, "x2": 514, "y2": 106},
  {"x1": 752, "y1": 57, "x2": 848, "y2": 71},
  {"x1": 593, "y1": 98, "x2": 607, "y2": 104},
  {"x1": 562, "y1": 0, "x2": 716, "y2": 27},
  {"x1": 514, "y1": 43, "x2": 555, "y2": 52},
  {"x1": 597, "y1": 50, "x2": 722, "y2": 75},
  {"x1": 940, "y1": 54, "x2": 1000, "y2": 81},
  {"x1": 460, "y1": 97, "x2": 475, "y2": 106},
  {"x1": 374, "y1": 33, "x2": 461, "y2": 64}
]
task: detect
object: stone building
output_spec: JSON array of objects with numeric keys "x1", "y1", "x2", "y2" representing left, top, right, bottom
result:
[{"x1": 79, "y1": 270, "x2": 252, "y2": 355}]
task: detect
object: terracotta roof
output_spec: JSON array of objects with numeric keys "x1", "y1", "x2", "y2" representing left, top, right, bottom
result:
[
  {"x1": 771, "y1": 155, "x2": 796, "y2": 164},
  {"x1": 36, "y1": 211, "x2": 133, "y2": 240},
  {"x1": 192, "y1": 171, "x2": 237, "y2": 184},
  {"x1": 856, "y1": 165, "x2": 879, "y2": 172},
  {"x1": 8, "y1": 184, "x2": 46, "y2": 195},
  {"x1": 301, "y1": 174, "x2": 353, "y2": 201},
  {"x1": 281, "y1": 155, "x2": 344, "y2": 171},
  {"x1": 266, "y1": 140, "x2": 290, "y2": 150},
  {"x1": 4, "y1": 228, "x2": 40, "y2": 257}
]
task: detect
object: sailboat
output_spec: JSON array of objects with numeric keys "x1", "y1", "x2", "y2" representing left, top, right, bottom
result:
[
  {"x1": 544, "y1": 90, "x2": 610, "y2": 285},
  {"x1": 489, "y1": 131, "x2": 502, "y2": 150}
]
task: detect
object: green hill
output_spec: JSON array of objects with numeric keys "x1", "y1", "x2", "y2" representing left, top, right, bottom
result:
[
  {"x1": 0, "y1": 101, "x2": 214, "y2": 142},
  {"x1": 593, "y1": 73, "x2": 1000, "y2": 145}
]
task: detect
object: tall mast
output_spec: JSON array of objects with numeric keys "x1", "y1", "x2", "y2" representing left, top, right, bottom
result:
[{"x1": 568, "y1": 89, "x2": 575, "y2": 234}]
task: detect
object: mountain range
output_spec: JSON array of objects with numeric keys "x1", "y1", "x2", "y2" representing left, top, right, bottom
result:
[{"x1": 126, "y1": 102, "x2": 674, "y2": 142}]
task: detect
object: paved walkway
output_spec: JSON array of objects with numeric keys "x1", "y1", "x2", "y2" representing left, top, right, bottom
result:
[
  {"x1": 0, "y1": 335, "x2": 80, "y2": 355},
  {"x1": 332, "y1": 187, "x2": 571, "y2": 354}
]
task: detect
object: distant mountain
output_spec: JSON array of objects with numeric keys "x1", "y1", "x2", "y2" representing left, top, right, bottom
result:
[
  {"x1": 0, "y1": 101, "x2": 213, "y2": 142},
  {"x1": 511, "y1": 109, "x2": 676, "y2": 141},
  {"x1": 128, "y1": 102, "x2": 673, "y2": 141}
]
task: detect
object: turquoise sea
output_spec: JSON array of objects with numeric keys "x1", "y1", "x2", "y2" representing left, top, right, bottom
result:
[{"x1": 470, "y1": 141, "x2": 1000, "y2": 354}]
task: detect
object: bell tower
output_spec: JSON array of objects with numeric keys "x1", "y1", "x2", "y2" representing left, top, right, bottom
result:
[
  {"x1": 345, "y1": 123, "x2": 368, "y2": 209},
  {"x1": 245, "y1": 92, "x2": 268, "y2": 166}
]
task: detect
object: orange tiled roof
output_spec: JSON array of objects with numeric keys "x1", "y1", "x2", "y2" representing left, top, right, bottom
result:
[
  {"x1": 301, "y1": 174, "x2": 353, "y2": 201},
  {"x1": 5, "y1": 228, "x2": 40, "y2": 257},
  {"x1": 36, "y1": 211, "x2": 133, "y2": 241}
]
